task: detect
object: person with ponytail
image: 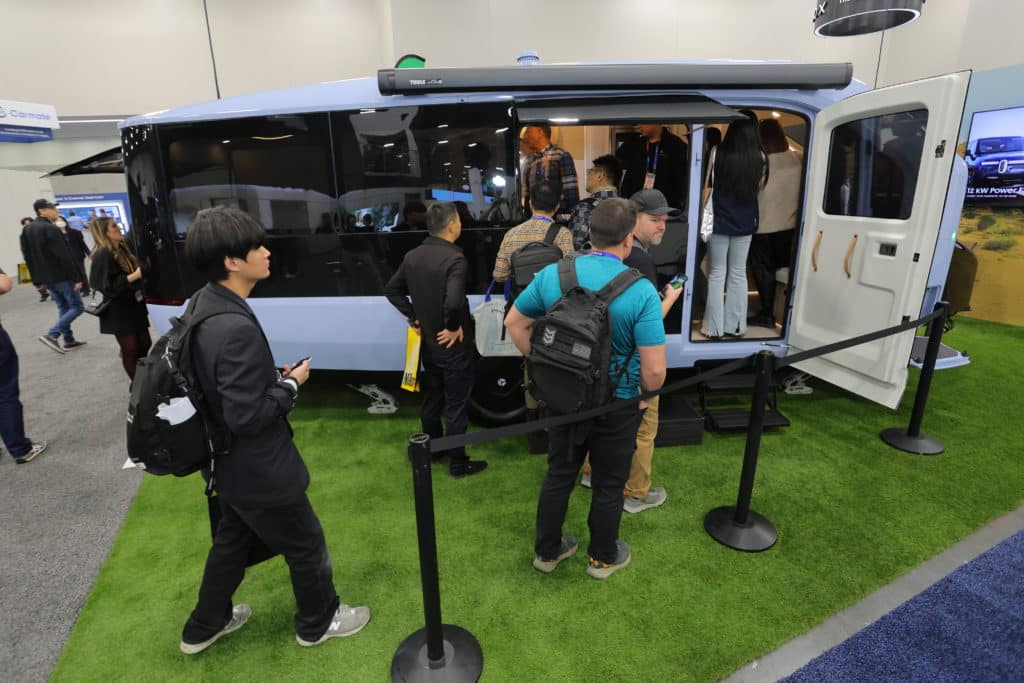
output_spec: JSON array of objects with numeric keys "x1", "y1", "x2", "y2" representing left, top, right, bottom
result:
[
  {"x1": 701, "y1": 111, "x2": 768, "y2": 338},
  {"x1": 88, "y1": 217, "x2": 151, "y2": 380}
]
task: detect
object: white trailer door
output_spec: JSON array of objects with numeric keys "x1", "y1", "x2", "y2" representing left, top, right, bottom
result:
[{"x1": 788, "y1": 72, "x2": 970, "y2": 409}]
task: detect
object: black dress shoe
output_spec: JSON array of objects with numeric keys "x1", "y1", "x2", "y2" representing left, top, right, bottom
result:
[
  {"x1": 747, "y1": 313, "x2": 776, "y2": 328},
  {"x1": 450, "y1": 460, "x2": 488, "y2": 479}
]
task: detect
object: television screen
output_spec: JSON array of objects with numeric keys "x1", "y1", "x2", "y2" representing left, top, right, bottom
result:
[{"x1": 965, "y1": 105, "x2": 1024, "y2": 206}]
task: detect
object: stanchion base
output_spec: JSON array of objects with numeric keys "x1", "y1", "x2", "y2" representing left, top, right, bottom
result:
[
  {"x1": 391, "y1": 624, "x2": 483, "y2": 682},
  {"x1": 704, "y1": 506, "x2": 777, "y2": 552},
  {"x1": 879, "y1": 427, "x2": 944, "y2": 455}
]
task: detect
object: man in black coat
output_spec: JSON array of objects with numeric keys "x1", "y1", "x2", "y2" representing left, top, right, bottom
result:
[
  {"x1": 178, "y1": 207, "x2": 370, "y2": 655},
  {"x1": 616, "y1": 125, "x2": 689, "y2": 213},
  {"x1": 20, "y1": 199, "x2": 85, "y2": 353},
  {"x1": 384, "y1": 202, "x2": 487, "y2": 478}
]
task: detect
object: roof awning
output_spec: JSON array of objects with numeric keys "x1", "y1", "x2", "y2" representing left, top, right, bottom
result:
[{"x1": 515, "y1": 95, "x2": 745, "y2": 126}]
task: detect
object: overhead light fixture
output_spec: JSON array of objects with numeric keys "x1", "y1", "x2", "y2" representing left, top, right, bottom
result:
[
  {"x1": 495, "y1": 127, "x2": 509, "y2": 134},
  {"x1": 359, "y1": 108, "x2": 377, "y2": 114},
  {"x1": 252, "y1": 134, "x2": 294, "y2": 141},
  {"x1": 492, "y1": 175, "x2": 506, "y2": 187},
  {"x1": 467, "y1": 142, "x2": 477, "y2": 147},
  {"x1": 772, "y1": 111, "x2": 782, "y2": 119},
  {"x1": 438, "y1": 139, "x2": 448, "y2": 144},
  {"x1": 548, "y1": 117, "x2": 579, "y2": 124},
  {"x1": 383, "y1": 142, "x2": 395, "y2": 148},
  {"x1": 437, "y1": 124, "x2": 448, "y2": 128},
  {"x1": 222, "y1": 139, "x2": 231, "y2": 144}
]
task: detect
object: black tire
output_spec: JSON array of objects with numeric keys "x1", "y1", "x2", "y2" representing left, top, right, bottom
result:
[{"x1": 468, "y1": 356, "x2": 526, "y2": 426}]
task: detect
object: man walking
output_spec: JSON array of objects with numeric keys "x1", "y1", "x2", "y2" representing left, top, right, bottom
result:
[
  {"x1": 20, "y1": 199, "x2": 85, "y2": 353},
  {"x1": 504, "y1": 199, "x2": 666, "y2": 579},
  {"x1": 385, "y1": 203, "x2": 488, "y2": 479},
  {"x1": 0, "y1": 268, "x2": 48, "y2": 464},
  {"x1": 179, "y1": 207, "x2": 370, "y2": 654}
]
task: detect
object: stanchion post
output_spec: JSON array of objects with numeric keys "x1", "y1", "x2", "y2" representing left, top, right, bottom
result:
[
  {"x1": 703, "y1": 351, "x2": 778, "y2": 552},
  {"x1": 391, "y1": 434, "x2": 483, "y2": 683},
  {"x1": 880, "y1": 303, "x2": 948, "y2": 455}
]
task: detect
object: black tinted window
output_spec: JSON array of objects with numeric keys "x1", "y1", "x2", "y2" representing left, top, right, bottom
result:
[{"x1": 823, "y1": 109, "x2": 928, "y2": 219}]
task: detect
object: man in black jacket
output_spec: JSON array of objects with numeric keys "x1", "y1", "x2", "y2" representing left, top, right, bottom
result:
[
  {"x1": 178, "y1": 207, "x2": 370, "y2": 654},
  {"x1": 20, "y1": 199, "x2": 85, "y2": 353},
  {"x1": 384, "y1": 203, "x2": 487, "y2": 478},
  {"x1": 616, "y1": 125, "x2": 689, "y2": 213}
]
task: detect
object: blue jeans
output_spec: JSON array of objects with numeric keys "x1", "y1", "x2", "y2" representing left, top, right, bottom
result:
[
  {"x1": 46, "y1": 280, "x2": 84, "y2": 342},
  {"x1": 0, "y1": 326, "x2": 32, "y2": 459},
  {"x1": 704, "y1": 233, "x2": 753, "y2": 337}
]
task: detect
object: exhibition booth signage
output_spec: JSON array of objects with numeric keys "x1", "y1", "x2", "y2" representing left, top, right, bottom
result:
[{"x1": 0, "y1": 98, "x2": 58, "y2": 143}]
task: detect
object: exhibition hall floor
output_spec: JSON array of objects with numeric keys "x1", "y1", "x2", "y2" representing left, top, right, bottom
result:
[{"x1": 4, "y1": 283, "x2": 1023, "y2": 682}]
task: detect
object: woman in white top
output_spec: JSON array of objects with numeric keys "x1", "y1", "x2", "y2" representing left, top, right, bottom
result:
[{"x1": 749, "y1": 119, "x2": 803, "y2": 327}]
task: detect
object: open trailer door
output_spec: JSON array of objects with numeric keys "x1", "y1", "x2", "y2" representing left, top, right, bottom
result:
[{"x1": 787, "y1": 72, "x2": 970, "y2": 409}]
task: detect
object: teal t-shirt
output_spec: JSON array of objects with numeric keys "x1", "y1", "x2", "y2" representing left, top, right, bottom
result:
[{"x1": 514, "y1": 254, "x2": 664, "y2": 399}]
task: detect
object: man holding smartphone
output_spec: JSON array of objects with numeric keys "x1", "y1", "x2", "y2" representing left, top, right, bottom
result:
[{"x1": 178, "y1": 207, "x2": 370, "y2": 654}]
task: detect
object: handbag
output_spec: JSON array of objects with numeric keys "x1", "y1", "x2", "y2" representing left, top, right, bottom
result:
[
  {"x1": 401, "y1": 325, "x2": 422, "y2": 392},
  {"x1": 700, "y1": 147, "x2": 716, "y2": 243},
  {"x1": 472, "y1": 280, "x2": 521, "y2": 357},
  {"x1": 84, "y1": 291, "x2": 112, "y2": 316}
]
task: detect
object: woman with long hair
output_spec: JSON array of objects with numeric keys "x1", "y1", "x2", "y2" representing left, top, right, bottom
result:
[
  {"x1": 88, "y1": 217, "x2": 151, "y2": 380},
  {"x1": 701, "y1": 112, "x2": 768, "y2": 338}
]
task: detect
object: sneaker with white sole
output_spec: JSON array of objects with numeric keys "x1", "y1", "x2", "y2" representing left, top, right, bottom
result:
[
  {"x1": 580, "y1": 472, "x2": 592, "y2": 489},
  {"x1": 533, "y1": 535, "x2": 578, "y2": 573},
  {"x1": 586, "y1": 540, "x2": 632, "y2": 580},
  {"x1": 296, "y1": 604, "x2": 371, "y2": 646},
  {"x1": 15, "y1": 441, "x2": 48, "y2": 464},
  {"x1": 623, "y1": 486, "x2": 667, "y2": 514},
  {"x1": 62, "y1": 340, "x2": 87, "y2": 350},
  {"x1": 180, "y1": 604, "x2": 252, "y2": 654},
  {"x1": 38, "y1": 335, "x2": 65, "y2": 354}
]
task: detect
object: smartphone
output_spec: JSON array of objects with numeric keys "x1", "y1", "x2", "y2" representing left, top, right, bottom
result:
[
  {"x1": 669, "y1": 274, "x2": 687, "y2": 289},
  {"x1": 281, "y1": 357, "x2": 311, "y2": 374}
]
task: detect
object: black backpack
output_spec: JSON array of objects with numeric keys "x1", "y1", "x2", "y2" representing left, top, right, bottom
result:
[
  {"x1": 526, "y1": 255, "x2": 642, "y2": 417},
  {"x1": 126, "y1": 291, "x2": 237, "y2": 484},
  {"x1": 509, "y1": 222, "x2": 565, "y2": 295}
]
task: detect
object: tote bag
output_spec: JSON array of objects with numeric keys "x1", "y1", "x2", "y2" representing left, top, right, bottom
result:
[
  {"x1": 700, "y1": 147, "x2": 716, "y2": 243},
  {"x1": 472, "y1": 280, "x2": 521, "y2": 357}
]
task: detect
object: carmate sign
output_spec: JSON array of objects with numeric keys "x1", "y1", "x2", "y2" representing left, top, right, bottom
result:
[{"x1": 0, "y1": 99, "x2": 59, "y2": 143}]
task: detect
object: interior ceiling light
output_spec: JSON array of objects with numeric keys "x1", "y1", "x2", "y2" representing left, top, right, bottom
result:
[
  {"x1": 252, "y1": 134, "x2": 294, "y2": 141},
  {"x1": 813, "y1": 0, "x2": 924, "y2": 37}
]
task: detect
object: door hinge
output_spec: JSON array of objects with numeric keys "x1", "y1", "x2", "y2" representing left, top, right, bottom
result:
[{"x1": 934, "y1": 139, "x2": 946, "y2": 158}]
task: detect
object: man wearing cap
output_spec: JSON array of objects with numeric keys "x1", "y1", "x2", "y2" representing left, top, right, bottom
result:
[
  {"x1": 621, "y1": 189, "x2": 683, "y2": 513},
  {"x1": 20, "y1": 199, "x2": 86, "y2": 353}
]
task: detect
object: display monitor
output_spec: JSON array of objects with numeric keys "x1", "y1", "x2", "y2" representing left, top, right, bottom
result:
[{"x1": 965, "y1": 105, "x2": 1024, "y2": 206}]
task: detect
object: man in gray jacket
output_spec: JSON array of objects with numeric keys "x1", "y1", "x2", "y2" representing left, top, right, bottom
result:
[{"x1": 178, "y1": 207, "x2": 370, "y2": 654}]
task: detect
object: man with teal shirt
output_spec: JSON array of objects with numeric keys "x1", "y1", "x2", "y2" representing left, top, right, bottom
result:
[{"x1": 504, "y1": 198, "x2": 666, "y2": 580}]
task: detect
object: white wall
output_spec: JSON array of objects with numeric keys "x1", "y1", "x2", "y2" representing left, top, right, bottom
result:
[{"x1": 0, "y1": 171, "x2": 55, "y2": 278}]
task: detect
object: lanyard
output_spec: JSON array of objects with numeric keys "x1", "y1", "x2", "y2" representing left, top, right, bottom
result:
[
  {"x1": 646, "y1": 140, "x2": 660, "y2": 173},
  {"x1": 530, "y1": 215, "x2": 554, "y2": 223},
  {"x1": 589, "y1": 249, "x2": 621, "y2": 261}
]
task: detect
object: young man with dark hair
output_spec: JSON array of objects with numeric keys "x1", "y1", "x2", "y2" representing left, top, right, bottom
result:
[
  {"x1": 20, "y1": 199, "x2": 85, "y2": 352},
  {"x1": 522, "y1": 125, "x2": 580, "y2": 223},
  {"x1": 617, "y1": 124, "x2": 689, "y2": 212},
  {"x1": 384, "y1": 203, "x2": 487, "y2": 478},
  {"x1": 568, "y1": 154, "x2": 622, "y2": 250},
  {"x1": 179, "y1": 207, "x2": 370, "y2": 655},
  {"x1": 504, "y1": 198, "x2": 666, "y2": 580}
]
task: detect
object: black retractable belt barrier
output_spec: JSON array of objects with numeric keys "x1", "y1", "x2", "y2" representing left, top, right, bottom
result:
[
  {"x1": 880, "y1": 302, "x2": 950, "y2": 455},
  {"x1": 391, "y1": 434, "x2": 483, "y2": 683},
  {"x1": 704, "y1": 350, "x2": 778, "y2": 552}
]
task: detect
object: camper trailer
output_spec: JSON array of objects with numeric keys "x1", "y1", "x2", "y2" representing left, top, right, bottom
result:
[{"x1": 118, "y1": 61, "x2": 970, "y2": 422}]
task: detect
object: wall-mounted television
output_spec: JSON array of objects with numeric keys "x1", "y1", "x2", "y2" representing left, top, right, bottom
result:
[{"x1": 965, "y1": 105, "x2": 1024, "y2": 207}]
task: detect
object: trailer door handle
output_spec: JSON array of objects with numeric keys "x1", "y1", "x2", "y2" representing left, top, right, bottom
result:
[
  {"x1": 843, "y1": 234, "x2": 859, "y2": 279},
  {"x1": 812, "y1": 230, "x2": 823, "y2": 272}
]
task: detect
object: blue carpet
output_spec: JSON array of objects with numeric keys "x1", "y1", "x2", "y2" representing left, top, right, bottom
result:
[{"x1": 782, "y1": 530, "x2": 1024, "y2": 683}]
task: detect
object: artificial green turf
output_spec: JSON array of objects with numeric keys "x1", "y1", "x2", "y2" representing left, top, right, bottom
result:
[{"x1": 53, "y1": 317, "x2": 1024, "y2": 682}]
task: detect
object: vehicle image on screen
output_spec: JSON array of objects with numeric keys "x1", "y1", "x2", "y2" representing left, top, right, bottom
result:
[
  {"x1": 966, "y1": 135, "x2": 1024, "y2": 186},
  {"x1": 119, "y1": 61, "x2": 971, "y2": 423}
]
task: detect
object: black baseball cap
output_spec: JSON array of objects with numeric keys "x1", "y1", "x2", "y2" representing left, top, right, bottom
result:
[
  {"x1": 33, "y1": 198, "x2": 59, "y2": 211},
  {"x1": 630, "y1": 189, "x2": 680, "y2": 218}
]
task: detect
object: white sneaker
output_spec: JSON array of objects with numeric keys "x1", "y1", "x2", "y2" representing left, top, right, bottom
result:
[
  {"x1": 15, "y1": 441, "x2": 48, "y2": 464},
  {"x1": 580, "y1": 472, "x2": 592, "y2": 489},
  {"x1": 624, "y1": 487, "x2": 667, "y2": 514},
  {"x1": 296, "y1": 604, "x2": 371, "y2": 646},
  {"x1": 180, "y1": 604, "x2": 252, "y2": 654}
]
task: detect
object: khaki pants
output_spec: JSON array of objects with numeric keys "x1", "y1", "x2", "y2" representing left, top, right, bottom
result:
[{"x1": 624, "y1": 395, "x2": 659, "y2": 499}]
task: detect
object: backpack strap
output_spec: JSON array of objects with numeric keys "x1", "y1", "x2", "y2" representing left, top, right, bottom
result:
[
  {"x1": 556, "y1": 254, "x2": 579, "y2": 295},
  {"x1": 543, "y1": 222, "x2": 562, "y2": 245},
  {"x1": 596, "y1": 267, "x2": 643, "y2": 304}
]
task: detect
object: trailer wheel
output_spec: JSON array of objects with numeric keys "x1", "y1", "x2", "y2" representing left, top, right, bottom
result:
[{"x1": 468, "y1": 356, "x2": 526, "y2": 426}]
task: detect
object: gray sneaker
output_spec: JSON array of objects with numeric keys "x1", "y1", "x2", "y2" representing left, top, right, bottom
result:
[
  {"x1": 533, "y1": 535, "x2": 578, "y2": 573},
  {"x1": 38, "y1": 335, "x2": 65, "y2": 354},
  {"x1": 623, "y1": 486, "x2": 667, "y2": 514},
  {"x1": 297, "y1": 604, "x2": 371, "y2": 646},
  {"x1": 15, "y1": 441, "x2": 48, "y2": 464},
  {"x1": 179, "y1": 604, "x2": 252, "y2": 654},
  {"x1": 586, "y1": 540, "x2": 632, "y2": 580}
]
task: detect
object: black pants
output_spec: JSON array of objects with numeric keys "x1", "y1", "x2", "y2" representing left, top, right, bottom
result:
[
  {"x1": 420, "y1": 344, "x2": 474, "y2": 462},
  {"x1": 748, "y1": 231, "x2": 794, "y2": 315},
  {"x1": 182, "y1": 495, "x2": 340, "y2": 644},
  {"x1": 536, "y1": 404, "x2": 643, "y2": 564},
  {"x1": 0, "y1": 326, "x2": 31, "y2": 460}
]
